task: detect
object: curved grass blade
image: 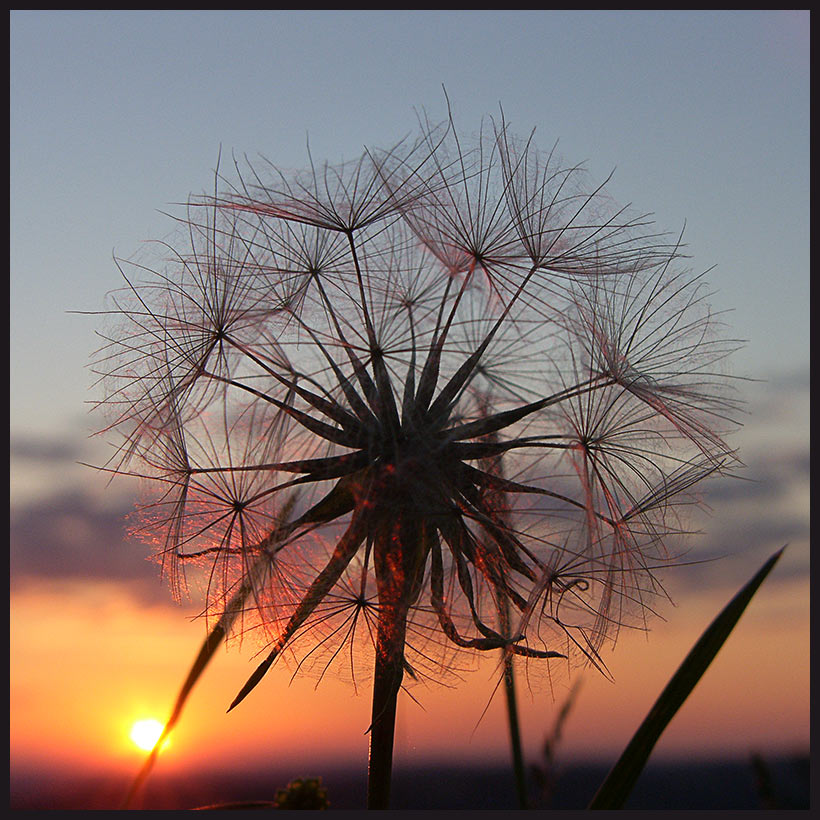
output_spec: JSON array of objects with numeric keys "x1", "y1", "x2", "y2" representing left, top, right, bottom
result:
[
  {"x1": 121, "y1": 497, "x2": 298, "y2": 809},
  {"x1": 121, "y1": 562, "x2": 264, "y2": 807},
  {"x1": 588, "y1": 546, "x2": 785, "y2": 810}
]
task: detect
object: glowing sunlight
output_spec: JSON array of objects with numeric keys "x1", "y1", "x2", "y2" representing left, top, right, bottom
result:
[{"x1": 129, "y1": 719, "x2": 167, "y2": 752}]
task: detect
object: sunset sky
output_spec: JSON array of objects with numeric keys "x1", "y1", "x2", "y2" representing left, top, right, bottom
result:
[{"x1": 10, "y1": 10, "x2": 808, "y2": 809}]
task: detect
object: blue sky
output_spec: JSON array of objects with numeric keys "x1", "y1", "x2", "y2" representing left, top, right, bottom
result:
[
  {"x1": 11, "y1": 10, "x2": 809, "y2": 443},
  {"x1": 10, "y1": 6, "x2": 810, "y2": 619}
]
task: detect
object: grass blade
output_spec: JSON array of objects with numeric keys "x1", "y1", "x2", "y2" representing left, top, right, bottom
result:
[
  {"x1": 121, "y1": 497, "x2": 298, "y2": 808},
  {"x1": 121, "y1": 556, "x2": 268, "y2": 808},
  {"x1": 588, "y1": 546, "x2": 785, "y2": 810}
]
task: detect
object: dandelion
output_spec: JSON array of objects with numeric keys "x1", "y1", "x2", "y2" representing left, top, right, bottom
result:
[{"x1": 92, "y1": 104, "x2": 740, "y2": 808}]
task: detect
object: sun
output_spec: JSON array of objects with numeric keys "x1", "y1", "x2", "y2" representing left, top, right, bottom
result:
[{"x1": 129, "y1": 718, "x2": 167, "y2": 752}]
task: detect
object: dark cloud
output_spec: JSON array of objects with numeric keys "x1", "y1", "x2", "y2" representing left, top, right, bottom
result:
[
  {"x1": 664, "y1": 441, "x2": 810, "y2": 593},
  {"x1": 761, "y1": 366, "x2": 810, "y2": 392},
  {"x1": 9, "y1": 436, "x2": 81, "y2": 463},
  {"x1": 738, "y1": 367, "x2": 809, "y2": 429},
  {"x1": 10, "y1": 461, "x2": 807, "y2": 613},
  {"x1": 10, "y1": 384, "x2": 808, "y2": 610},
  {"x1": 10, "y1": 488, "x2": 171, "y2": 605},
  {"x1": 703, "y1": 447, "x2": 809, "y2": 504}
]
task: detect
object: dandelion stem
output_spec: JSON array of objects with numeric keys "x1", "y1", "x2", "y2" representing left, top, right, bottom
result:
[{"x1": 366, "y1": 608, "x2": 407, "y2": 809}]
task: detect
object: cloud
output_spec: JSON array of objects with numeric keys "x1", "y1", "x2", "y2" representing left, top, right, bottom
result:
[
  {"x1": 665, "y1": 366, "x2": 811, "y2": 583},
  {"x1": 664, "y1": 440, "x2": 809, "y2": 594},
  {"x1": 9, "y1": 436, "x2": 81, "y2": 463},
  {"x1": 10, "y1": 488, "x2": 171, "y2": 604},
  {"x1": 10, "y1": 368, "x2": 809, "y2": 607}
]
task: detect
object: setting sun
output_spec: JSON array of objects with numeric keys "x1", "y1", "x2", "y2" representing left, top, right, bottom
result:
[{"x1": 129, "y1": 719, "x2": 166, "y2": 752}]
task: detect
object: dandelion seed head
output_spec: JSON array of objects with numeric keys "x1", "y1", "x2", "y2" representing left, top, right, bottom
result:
[{"x1": 91, "y1": 104, "x2": 741, "y2": 700}]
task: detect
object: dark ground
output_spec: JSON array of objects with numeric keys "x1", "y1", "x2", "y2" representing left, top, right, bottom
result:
[{"x1": 10, "y1": 755, "x2": 810, "y2": 810}]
